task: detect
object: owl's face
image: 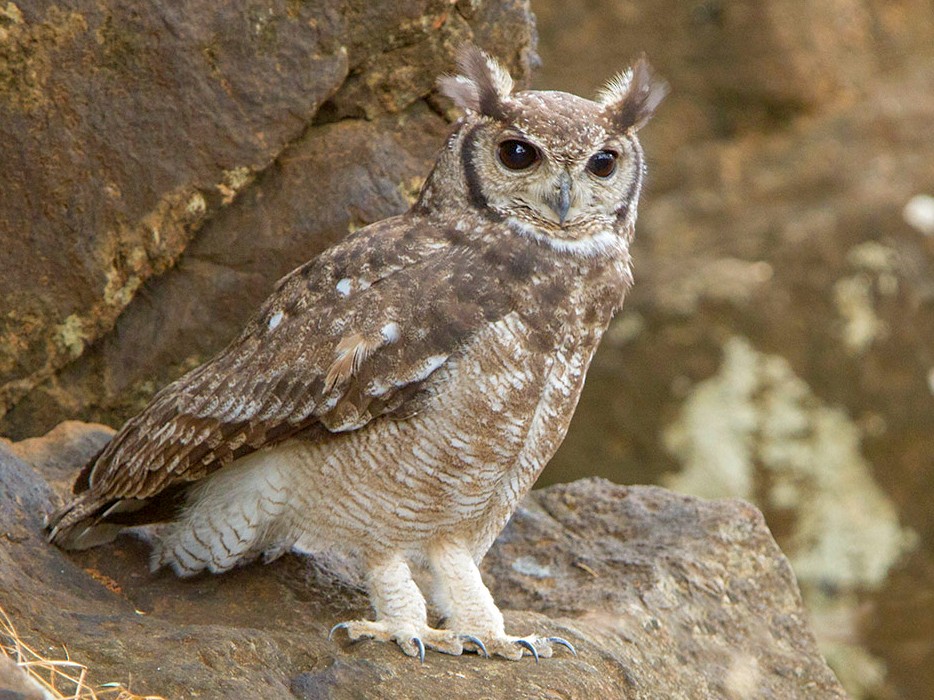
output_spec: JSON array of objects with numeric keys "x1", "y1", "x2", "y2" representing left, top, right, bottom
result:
[
  {"x1": 437, "y1": 48, "x2": 667, "y2": 248},
  {"x1": 465, "y1": 93, "x2": 642, "y2": 238}
]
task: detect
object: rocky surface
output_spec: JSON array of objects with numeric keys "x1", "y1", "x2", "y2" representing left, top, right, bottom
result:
[
  {"x1": 1, "y1": 422, "x2": 844, "y2": 699},
  {"x1": 0, "y1": 0, "x2": 536, "y2": 431},
  {"x1": 2, "y1": 0, "x2": 932, "y2": 698},
  {"x1": 531, "y1": 3, "x2": 934, "y2": 699}
]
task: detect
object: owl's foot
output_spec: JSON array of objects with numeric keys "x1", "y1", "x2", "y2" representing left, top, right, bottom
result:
[
  {"x1": 475, "y1": 634, "x2": 577, "y2": 661},
  {"x1": 329, "y1": 620, "x2": 490, "y2": 662}
]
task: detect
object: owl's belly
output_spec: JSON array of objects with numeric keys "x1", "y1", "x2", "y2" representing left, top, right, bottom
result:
[{"x1": 276, "y1": 312, "x2": 595, "y2": 558}]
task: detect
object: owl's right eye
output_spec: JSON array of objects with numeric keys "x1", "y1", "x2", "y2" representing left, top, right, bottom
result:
[{"x1": 497, "y1": 139, "x2": 541, "y2": 171}]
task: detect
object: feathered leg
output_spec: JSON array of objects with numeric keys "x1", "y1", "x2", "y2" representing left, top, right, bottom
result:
[
  {"x1": 329, "y1": 554, "x2": 486, "y2": 661},
  {"x1": 427, "y1": 542, "x2": 576, "y2": 661}
]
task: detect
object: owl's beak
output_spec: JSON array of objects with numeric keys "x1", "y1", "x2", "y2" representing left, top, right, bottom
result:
[{"x1": 547, "y1": 172, "x2": 572, "y2": 225}]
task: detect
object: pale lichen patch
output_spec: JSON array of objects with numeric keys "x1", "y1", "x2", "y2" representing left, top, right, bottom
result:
[
  {"x1": 654, "y1": 258, "x2": 774, "y2": 315},
  {"x1": 833, "y1": 241, "x2": 904, "y2": 353},
  {"x1": 845, "y1": 241, "x2": 898, "y2": 273},
  {"x1": 217, "y1": 166, "x2": 254, "y2": 205},
  {"x1": 56, "y1": 314, "x2": 90, "y2": 358},
  {"x1": 511, "y1": 556, "x2": 552, "y2": 578},
  {"x1": 833, "y1": 274, "x2": 887, "y2": 353},
  {"x1": 663, "y1": 336, "x2": 918, "y2": 696},
  {"x1": 0, "y1": 3, "x2": 24, "y2": 24},
  {"x1": 664, "y1": 335, "x2": 916, "y2": 590},
  {"x1": 103, "y1": 268, "x2": 142, "y2": 308},
  {"x1": 604, "y1": 312, "x2": 645, "y2": 347},
  {"x1": 186, "y1": 191, "x2": 207, "y2": 217},
  {"x1": 903, "y1": 194, "x2": 934, "y2": 235},
  {"x1": 398, "y1": 176, "x2": 425, "y2": 206}
]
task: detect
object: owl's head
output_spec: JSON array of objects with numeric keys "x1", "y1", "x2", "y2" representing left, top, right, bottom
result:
[{"x1": 433, "y1": 46, "x2": 667, "y2": 252}]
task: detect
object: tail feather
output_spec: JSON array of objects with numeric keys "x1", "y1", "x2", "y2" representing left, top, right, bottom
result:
[{"x1": 47, "y1": 486, "x2": 187, "y2": 550}]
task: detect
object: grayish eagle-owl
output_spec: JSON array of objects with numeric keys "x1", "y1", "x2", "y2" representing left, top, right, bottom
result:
[{"x1": 48, "y1": 45, "x2": 666, "y2": 661}]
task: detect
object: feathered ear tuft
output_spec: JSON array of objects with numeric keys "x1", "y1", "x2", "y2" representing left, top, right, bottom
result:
[
  {"x1": 438, "y1": 45, "x2": 514, "y2": 119},
  {"x1": 598, "y1": 57, "x2": 668, "y2": 132}
]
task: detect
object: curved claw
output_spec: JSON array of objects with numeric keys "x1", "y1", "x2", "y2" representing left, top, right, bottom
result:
[
  {"x1": 328, "y1": 621, "x2": 351, "y2": 641},
  {"x1": 459, "y1": 634, "x2": 489, "y2": 658},
  {"x1": 412, "y1": 636, "x2": 426, "y2": 664},
  {"x1": 515, "y1": 638, "x2": 540, "y2": 663},
  {"x1": 547, "y1": 636, "x2": 577, "y2": 656}
]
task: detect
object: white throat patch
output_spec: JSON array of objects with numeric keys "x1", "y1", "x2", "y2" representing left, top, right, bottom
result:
[{"x1": 506, "y1": 218, "x2": 626, "y2": 258}]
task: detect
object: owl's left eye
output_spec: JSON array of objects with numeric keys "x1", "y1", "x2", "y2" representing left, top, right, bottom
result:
[
  {"x1": 497, "y1": 139, "x2": 541, "y2": 171},
  {"x1": 587, "y1": 150, "x2": 618, "y2": 178}
]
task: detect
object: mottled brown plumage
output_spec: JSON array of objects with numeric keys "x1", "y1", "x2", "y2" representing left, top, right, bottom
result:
[{"x1": 48, "y1": 46, "x2": 666, "y2": 661}]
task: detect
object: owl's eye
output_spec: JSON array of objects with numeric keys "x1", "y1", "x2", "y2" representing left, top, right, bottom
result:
[
  {"x1": 587, "y1": 150, "x2": 618, "y2": 178},
  {"x1": 497, "y1": 139, "x2": 541, "y2": 171}
]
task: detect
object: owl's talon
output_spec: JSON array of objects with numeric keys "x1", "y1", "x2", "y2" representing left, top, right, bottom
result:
[
  {"x1": 515, "y1": 638, "x2": 539, "y2": 662},
  {"x1": 547, "y1": 636, "x2": 577, "y2": 656},
  {"x1": 459, "y1": 634, "x2": 489, "y2": 657},
  {"x1": 412, "y1": 636, "x2": 426, "y2": 663},
  {"x1": 327, "y1": 620, "x2": 570, "y2": 662}
]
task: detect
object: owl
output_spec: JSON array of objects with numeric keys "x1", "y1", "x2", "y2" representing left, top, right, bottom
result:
[{"x1": 47, "y1": 46, "x2": 666, "y2": 661}]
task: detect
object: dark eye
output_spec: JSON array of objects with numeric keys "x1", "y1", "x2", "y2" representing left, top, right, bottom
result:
[
  {"x1": 497, "y1": 139, "x2": 541, "y2": 171},
  {"x1": 587, "y1": 150, "x2": 618, "y2": 178}
]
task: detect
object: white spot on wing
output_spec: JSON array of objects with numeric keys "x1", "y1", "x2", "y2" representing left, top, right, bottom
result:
[
  {"x1": 380, "y1": 322, "x2": 401, "y2": 344},
  {"x1": 336, "y1": 278, "x2": 352, "y2": 296},
  {"x1": 391, "y1": 354, "x2": 448, "y2": 389},
  {"x1": 416, "y1": 354, "x2": 447, "y2": 381},
  {"x1": 268, "y1": 311, "x2": 284, "y2": 330},
  {"x1": 365, "y1": 378, "x2": 390, "y2": 397}
]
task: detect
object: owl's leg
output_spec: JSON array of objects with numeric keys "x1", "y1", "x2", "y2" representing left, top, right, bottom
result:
[
  {"x1": 329, "y1": 555, "x2": 481, "y2": 660},
  {"x1": 429, "y1": 543, "x2": 576, "y2": 661}
]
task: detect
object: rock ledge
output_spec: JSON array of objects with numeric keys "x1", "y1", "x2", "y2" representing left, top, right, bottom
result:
[{"x1": 0, "y1": 422, "x2": 844, "y2": 699}]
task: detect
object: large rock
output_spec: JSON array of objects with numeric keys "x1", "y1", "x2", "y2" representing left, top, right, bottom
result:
[
  {"x1": 4, "y1": 0, "x2": 932, "y2": 698},
  {"x1": 1, "y1": 422, "x2": 844, "y2": 699},
  {"x1": 0, "y1": 0, "x2": 536, "y2": 432}
]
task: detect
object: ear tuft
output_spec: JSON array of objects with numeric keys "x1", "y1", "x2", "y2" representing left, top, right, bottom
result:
[
  {"x1": 438, "y1": 45, "x2": 514, "y2": 119},
  {"x1": 598, "y1": 57, "x2": 668, "y2": 132}
]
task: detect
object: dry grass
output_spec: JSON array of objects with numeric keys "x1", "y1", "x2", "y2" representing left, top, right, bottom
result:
[{"x1": 0, "y1": 605, "x2": 166, "y2": 700}]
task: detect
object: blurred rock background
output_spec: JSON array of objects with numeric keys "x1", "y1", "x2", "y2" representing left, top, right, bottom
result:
[
  {"x1": 534, "y1": 2, "x2": 934, "y2": 698},
  {"x1": 0, "y1": 0, "x2": 931, "y2": 698}
]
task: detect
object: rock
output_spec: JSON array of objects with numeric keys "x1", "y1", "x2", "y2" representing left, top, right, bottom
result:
[
  {"x1": 0, "y1": 0, "x2": 537, "y2": 433},
  {"x1": 4, "y1": 0, "x2": 930, "y2": 697},
  {"x1": 0, "y1": 0, "x2": 349, "y2": 418},
  {"x1": 1, "y1": 109, "x2": 452, "y2": 434},
  {"x1": 528, "y1": 3, "x2": 934, "y2": 697},
  {"x1": 1, "y1": 422, "x2": 844, "y2": 699},
  {"x1": 541, "y1": 53, "x2": 934, "y2": 700},
  {"x1": 534, "y1": 0, "x2": 934, "y2": 154}
]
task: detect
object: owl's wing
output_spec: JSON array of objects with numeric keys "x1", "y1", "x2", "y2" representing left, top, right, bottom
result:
[{"x1": 51, "y1": 219, "x2": 513, "y2": 535}]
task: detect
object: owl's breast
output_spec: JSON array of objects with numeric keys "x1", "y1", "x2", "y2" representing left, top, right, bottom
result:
[
  {"x1": 277, "y1": 248, "x2": 625, "y2": 556},
  {"x1": 402, "y1": 295, "x2": 603, "y2": 540}
]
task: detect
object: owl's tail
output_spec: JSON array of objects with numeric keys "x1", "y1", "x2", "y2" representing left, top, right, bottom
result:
[{"x1": 46, "y1": 486, "x2": 187, "y2": 550}]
